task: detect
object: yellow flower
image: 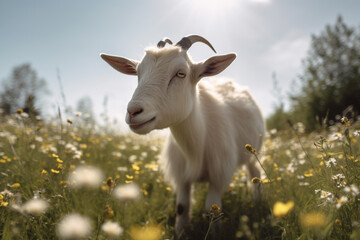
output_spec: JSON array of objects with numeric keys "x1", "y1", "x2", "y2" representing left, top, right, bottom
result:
[
  {"x1": 132, "y1": 164, "x2": 140, "y2": 171},
  {"x1": 16, "y1": 109, "x2": 23, "y2": 114},
  {"x1": 245, "y1": 144, "x2": 256, "y2": 153},
  {"x1": 251, "y1": 177, "x2": 262, "y2": 184},
  {"x1": 0, "y1": 201, "x2": 9, "y2": 207},
  {"x1": 300, "y1": 212, "x2": 327, "y2": 228},
  {"x1": 126, "y1": 174, "x2": 134, "y2": 179},
  {"x1": 262, "y1": 179, "x2": 271, "y2": 183},
  {"x1": 130, "y1": 225, "x2": 162, "y2": 240},
  {"x1": 12, "y1": 183, "x2": 20, "y2": 188},
  {"x1": 60, "y1": 181, "x2": 69, "y2": 185},
  {"x1": 106, "y1": 177, "x2": 114, "y2": 188},
  {"x1": 51, "y1": 169, "x2": 60, "y2": 174},
  {"x1": 304, "y1": 169, "x2": 314, "y2": 177},
  {"x1": 41, "y1": 169, "x2": 48, "y2": 175},
  {"x1": 210, "y1": 204, "x2": 221, "y2": 213},
  {"x1": 103, "y1": 205, "x2": 114, "y2": 218},
  {"x1": 273, "y1": 201, "x2": 294, "y2": 217}
]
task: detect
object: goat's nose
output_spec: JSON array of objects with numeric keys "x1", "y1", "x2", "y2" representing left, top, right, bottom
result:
[{"x1": 127, "y1": 105, "x2": 143, "y2": 119}]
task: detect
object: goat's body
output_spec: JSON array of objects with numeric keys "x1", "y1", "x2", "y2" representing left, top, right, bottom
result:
[
  {"x1": 162, "y1": 78, "x2": 265, "y2": 186},
  {"x1": 161, "y1": 78, "x2": 265, "y2": 233}
]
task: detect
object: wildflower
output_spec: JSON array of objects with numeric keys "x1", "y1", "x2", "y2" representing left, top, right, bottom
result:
[
  {"x1": 57, "y1": 213, "x2": 91, "y2": 239},
  {"x1": 251, "y1": 177, "x2": 261, "y2": 184},
  {"x1": 41, "y1": 169, "x2": 48, "y2": 175},
  {"x1": 101, "y1": 221, "x2": 123, "y2": 238},
  {"x1": 130, "y1": 225, "x2": 162, "y2": 240},
  {"x1": 303, "y1": 169, "x2": 314, "y2": 177},
  {"x1": 210, "y1": 203, "x2": 221, "y2": 214},
  {"x1": 336, "y1": 196, "x2": 348, "y2": 209},
  {"x1": 51, "y1": 169, "x2": 60, "y2": 174},
  {"x1": 16, "y1": 109, "x2": 23, "y2": 114},
  {"x1": 12, "y1": 183, "x2": 20, "y2": 188},
  {"x1": 0, "y1": 201, "x2": 8, "y2": 207},
  {"x1": 341, "y1": 117, "x2": 350, "y2": 126},
  {"x1": 300, "y1": 212, "x2": 327, "y2": 228},
  {"x1": 273, "y1": 201, "x2": 294, "y2": 217},
  {"x1": 68, "y1": 166, "x2": 103, "y2": 189},
  {"x1": 325, "y1": 158, "x2": 337, "y2": 168},
  {"x1": 245, "y1": 144, "x2": 256, "y2": 153},
  {"x1": 106, "y1": 177, "x2": 114, "y2": 188},
  {"x1": 103, "y1": 204, "x2": 114, "y2": 218},
  {"x1": 344, "y1": 184, "x2": 359, "y2": 196},
  {"x1": 113, "y1": 183, "x2": 140, "y2": 201},
  {"x1": 22, "y1": 198, "x2": 49, "y2": 216}
]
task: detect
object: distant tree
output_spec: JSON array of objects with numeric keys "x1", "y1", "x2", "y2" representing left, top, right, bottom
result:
[
  {"x1": 290, "y1": 16, "x2": 360, "y2": 130},
  {"x1": 0, "y1": 63, "x2": 49, "y2": 117},
  {"x1": 267, "y1": 73, "x2": 290, "y2": 131}
]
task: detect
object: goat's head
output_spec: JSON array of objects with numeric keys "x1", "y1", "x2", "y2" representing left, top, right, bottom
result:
[{"x1": 101, "y1": 35, "x2": 236, "y2": 134}]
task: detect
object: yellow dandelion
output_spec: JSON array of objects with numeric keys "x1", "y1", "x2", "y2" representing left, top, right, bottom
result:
[
  {"x1": 130, "y1": 225, "x2": 162, "y2": 240},
  {"x1": 12, "y1": 183, "x2": 21, "y2": 188},
  {"x1": 245, "y1": 144, "x2": 256, "y2": 153},
  {"x1": 51, "y1": 169, "x2": 60, "y2": 174},
  {"x1": 251, "y1": 177, "x2": 262, "y2": 184},
  {"x1": 132, "y1": 164, "x2": 140, "y2": 171},
  {"x1": 304, "y1": 169, "x2": 314, "y2": 177},
  {"x1": 262, "y1": 179, "x2": 271, "y2": 183},
  {"x1": 126, "y1": 174, "x2": 134, "y2": 179},
  {"x1": 210, "y1": 203, "x2": 221, "y2": 213},
  {"x1": 273, "y1": 201, "x2": 294, "y2": 217},
  {"x1": 300, "y1": 212, "x2": 327, "y2": 228},
  {"x1": 60, "y1": 181, "x2": 69, "y2": 185}
]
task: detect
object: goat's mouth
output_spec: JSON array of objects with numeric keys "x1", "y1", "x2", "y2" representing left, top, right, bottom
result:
[{"x1": 129, "y1": 117, "x2": 156, "y2": 131}]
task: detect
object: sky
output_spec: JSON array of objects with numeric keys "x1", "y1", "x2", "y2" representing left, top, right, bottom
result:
[{"x1": 1, "y1": 0, "x2": 360, "y2": 131}]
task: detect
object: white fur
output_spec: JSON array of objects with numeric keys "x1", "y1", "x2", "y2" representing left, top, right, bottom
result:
[{"x1": 101, "y1": 43, "x2": 265, "y2": 235}]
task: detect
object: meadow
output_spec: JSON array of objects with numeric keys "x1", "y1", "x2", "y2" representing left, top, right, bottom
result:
[{"x1": 0, "y1": 111, "x2": 359, "y2": 239}]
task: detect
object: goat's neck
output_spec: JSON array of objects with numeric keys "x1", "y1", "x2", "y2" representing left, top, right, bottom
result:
[{"x1": 170, "y1": 97, "x2": 205, "y2": 163}]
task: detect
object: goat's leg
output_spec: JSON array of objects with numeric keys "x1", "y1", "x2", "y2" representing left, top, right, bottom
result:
[{"x1": 175, "y1": 183, "x2": 191, "y2": 237}]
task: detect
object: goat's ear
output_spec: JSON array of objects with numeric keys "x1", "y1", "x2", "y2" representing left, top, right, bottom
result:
[
  {"x1": 195, "y1": 53, "x2": 236, "y2": 79},
  {"x1": 100, "y1": 53, "x2": 138, "y2": 76}
]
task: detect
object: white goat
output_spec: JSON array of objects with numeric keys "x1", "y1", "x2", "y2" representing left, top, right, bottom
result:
[{"x1": 101, "y1": 35, "x2": 265, "y2": 235}]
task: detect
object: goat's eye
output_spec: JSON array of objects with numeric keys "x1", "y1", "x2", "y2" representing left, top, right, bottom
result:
[{"x1": 176, "y1": 72, "x2": 186, "y2": 78}]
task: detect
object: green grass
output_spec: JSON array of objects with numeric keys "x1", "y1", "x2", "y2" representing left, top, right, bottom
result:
[{"x1": 0, "y1": 113, "x2": 359, "y2": 239}]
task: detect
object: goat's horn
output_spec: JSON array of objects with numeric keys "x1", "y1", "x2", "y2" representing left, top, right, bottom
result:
[
  {"x1": 176, "y1": 35, "x2": 216, "y2": 53},
  {"x1": 157, "y1": 37, "x2": 173, "y2": 48}
]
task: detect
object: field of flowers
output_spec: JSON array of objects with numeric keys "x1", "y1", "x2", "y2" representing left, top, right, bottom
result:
[{"x1": 0, "y1": 111, "x2": 359, "y2": 239}]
